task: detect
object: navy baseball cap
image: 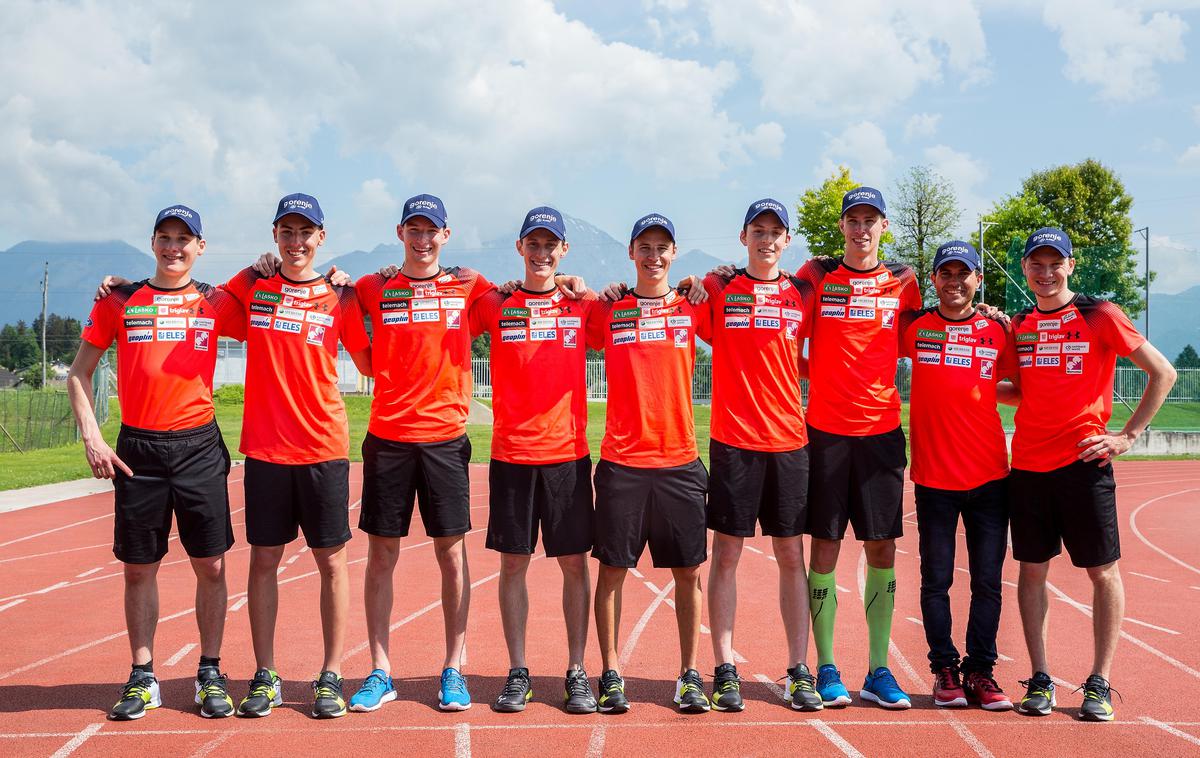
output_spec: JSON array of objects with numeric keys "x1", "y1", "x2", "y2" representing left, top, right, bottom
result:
[
  {"x1": 840, "y1": 186, "x2": 886, "y2": 217},
  {"x1": 1023, "y1": 227, "x2": 1072, "y2": 258},
  {"x1": 273, "y1": 193, "x2": 324, "y2": 227},
  {"x1": 401, "y1": 194, "x2": 448, "y2": 228},
  {"x1": 519, "y1": 206, "x2": 566, "y2": 240},
  {"x1": 744, "y1": 198, "x2": 789, "y2": 229},
  {"x1": 154, "y1": 204, "x2": 202, "y2": 238},
  {"x1": 933, "y1": 240, "x2": 982, "y2": 272},
  {"x1": 630, "y1": 213, "x2": 675, "y2": 243}
]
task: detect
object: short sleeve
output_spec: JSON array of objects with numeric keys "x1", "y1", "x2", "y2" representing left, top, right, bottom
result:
[
  {"x1": 221, "y1": 267, "x2": 257, "y2": 302},
  {"x1": 337, "y1": 287, "x2": 371, "y2": 352},
  {"x1": 900, "y1": 269, "x2": 923, "y2": 312},
  {"x1": 80, "y1": 297, "x2": 118, "y2": 350},
  {"x1": 465, "y1": 270, "x2": 497, "y2": 309},
  {"x1": 354, "y1": 273, "x2": 384, "y2": 318},
  {"x1": 897, "y1": 311, "x2": 922, "y2": 359},
  {"x1": 1095, "y1": 300, "x2": 1146, "y2": 357},
  {"x1": 586, "y1": 299, "x2": 612, "y2": 351},
  {"x1": 997, "y1": 323, "x2": 1019, "y2": 380},
  {"x1": 694, "y1": 298, "x2": 713, "y2": 344},
  {"x1": 210, "y1": 289, "x2": 246, "y2": 341},
  {"x1": 470, "y1": 290, "x2": 504, "y2": 337}
]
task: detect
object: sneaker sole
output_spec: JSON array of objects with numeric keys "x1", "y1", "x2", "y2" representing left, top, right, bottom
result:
[
  {"x1": 439, "y1": 701, "x2": 473, "y2": 712},
  {"x1": 676, "y1": 701, "x2": 711, "y2": 713},
  {"x1": 789, "y1": 699, "x2": 824, "y2": 712},
  {"x1": 311, "y1": 706, "x2": 348, "y2": 718},
  {"x1": 820, "y1": 694, "x2": 852, "y2": 707},
  {"x1": 109, "y1": 694, "x2": 162, "y2": 721},
  {"x1": 598, "y1": 702, "x2": 630, "y2": 714},
  {"x1": 934, "y1": 696, "x2": 968, "y2": 708},
  {"x1": 859, "y1": 689, "x2": 911, "y2": 709},
  {"x1": 711, "y1": 700, "x2": 745, "y2": 712},
  {"x1": 978, "y1": 700, "x2": 1013, "y2": 711},
  {"x1": 565, "y1": 702, "x2": 599, "y2": 714},
  {"x1": 1079, "y1": 709, "x2": 1114, "y2": 722},
  {"x1": 350, "y1": 689, "x2": 398, "y2": 713},
  {"x1": 492, "y1": 700, "x2": 529, "y2": 713},
  {"x1": 199, "y1": 705, "x2": 235, "y2": 719}
]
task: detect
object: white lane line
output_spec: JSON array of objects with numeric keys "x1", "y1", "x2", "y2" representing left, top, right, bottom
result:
[
  {"x1": 229, "y1": 598, "x2": 248, "y2": 612},
  {"x1": 1129, "y1": 571, "x2": 1169, "y2": 583},
  {"x1": 1049, "y1": 597, "x2": 1180, "y2": 635},
  {"x1": 945, "y1": 718, "x2": 996, "y2": 758},
  {"x1": 75, "y1": 567, "x2": 103, "y2": 578},
  {"x1": 629, "y1": 567, "x2": 643, "y2": 579},
  {"x1": 1192, "y1": 586, "x2": 1200, "y2": 592},
  {"x1": 0, "y1": 599, "x2": 26, "y2": 613},
  {"x1": 810, "y1": 720, "x2": 866, "y2": 758},
  {"x1": 1139, "y1": 716, "x2": 1200, "y2": 748},
  {"x1": 644, "y1": 581, "x2": 660, "y2": 594},
  {"x1": 164, "y1": 642, "x2": 198, "y2": 667},
  {"x1": 454, "y1": 723, "x2": 471, "y2": 758},
  {"x1": 906, "y1": 616, "x2": 923, "y2": 626},
  {"x1": 896, "y1": 548, "x2": 908, "y2": 555},
  {"x1": 0, "y1": 542, "x2": 112, "y2": 565},
  {"x1": 285, "y1": 554, "x2": 302, "y2": 565},
  {"x1": 836, "y1": 585, "x2": 850, "y2": 594},
  {"x1": 1002, "y1": 580, "x2": 1017, "y2": 589},
  {"x1": 619, "y1": 580, "x2": 674, "y2": 669},
  {"x1": 1129, "y1": 488, "x2": 1200, "y2": 576},
  {"x1": 0, "y1": 513, "x2": 113, "y2": 548},
  {"x1": 49, "y1": 722, "x2": 103, "y2": 758},
  {"x1": 955, "y1": 567, "x2": 970, "y2": 574},
  {"x1": 744, "y1": 545, "x2": 764, "y2": 554},
  {"x1": 190, "y1": 731, "x2": 234, "y2": 758},
  {"x1": 753, "y1": 673, "x2": 787, "y2": 700},
  {"x1": 998, "y1": 653, "x2": 1013, "y2": 662},
  {"x1": 1047, "y1": 580, "x2": 1200, "y2": 680},
  {"x1": 585, "y1": 725, "x2": 606, "y2": 758},
  {"x1": 768, "y1": 555, "x2": 777, "y2": 562}
]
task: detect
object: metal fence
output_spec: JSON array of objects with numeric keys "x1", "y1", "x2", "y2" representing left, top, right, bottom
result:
[{"x1": 0, "y1": 390, "x2": 77, "y2": 452}]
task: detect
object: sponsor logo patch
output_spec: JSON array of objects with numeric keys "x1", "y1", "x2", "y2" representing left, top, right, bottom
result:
[
  {"x1": 1016, "y1": 332, "x2": 1040, "y2": 343},
  {"x1": 276, "y1": 307, "x2": 305, "y2": 321},
  {"x1": 754, "y1": 305, "x2": 780, "y2": 317},
  {"x1": 1063, "y1": 342, "x2": 1090, "y2": 354},
  {"x1": 563, "y1": 329, "x2": 577, "y2": 348},
  {"x1": 1062, "y1": 310, "x2": 1077, "y2": 323},
  {"x1": 753, "y1": 283, "x2": 780, "y2": 295},
  {"x1": 847, "y1": 307, "x2": 875, "y2": 320},
  {"x1": 725, "y1": 316, "x2": 750, "y2": 328},
  {"x1": 382, "y1": 312, "x2": 409, "y2": 325},
  {"x1": 945, "y1": 355, "x2": 972, "y2": 368},
  {"x1": 1037, "y1": 319, "x2": 1061, "y2": 330},
  {"x1": 820, "y1": 305, "x2": 845, "y2": 318},
  {"x1": 503, "y1": 307, "x2": 531, "y2": 318},
  {"x1": 412, "y1": 310, "x2": 440, "y2": 323},
  {"x1": 383, "y1": 288, "x2": 414, "y2": 299},
  {"x1": 640, "y1": 329, "x2": 666, "y2": 341},
  {"x1": 126, "y1": 329, "x2": 153, "y2": 343},
  {"x1": 253, "y1": 290, "x2": 282, "y2": 304},
  {"x1": 850, "y1": 295, "x2": 876, "y2": 308},
  {"x1": 306, "y1": 324, "x2": 326, "y2": 345},
  {"x1": 1065, "y1": 355, "x2": 1083, "y2": 374},
  {"x1": 666, "y1": 316, "x2": 691, "y2": 327},
  {"x1": 1037, "y1": 343, "x2": 1061, "y2": 354},
  {"x1": 1019, "y1": 355, "x2": 1033, "y2": 367},
  {"x1": 613, "y1": 307, "x2": 640, "y2": 319},
  {"x1": 980, "y1": 359, "x2": 994, "y2": 379},
  {"x1": 881, "y1": 309, "x2": 896, "y2": 328},
  {"x1": 975, "y1": 347, "x2": 998, "y2": 359},
  {"x1": 446, "y1": 310, "x2": 462, "y2": 329},
  {"x1": 639, "y1": 317, "x2": 665, "y2": 330},
  {"x1": 312, "y1": 284, "x2": 329, "y2": 295},
  {"x1": 755, "y1": 317, "x2": 781, "y2": 329},
  {"x1": 156, "y1": 329, "x2": 186, "y2": 341},
  {"x1": 125, "y1": 305, "x2": 156, "y2": 315},
  {"x1": 917, "y1": 352, "x2": 941, "y2": 365},
  {"x1": 250, "y1": 314, "x2": 271, "y2": 329},
  {"x1": 674, "y1": 328, "x2": 689, "y2": 347},
  {"x1": 724, "y1": 305, "x2": 751, "y2": 316},
  {"x1": 945, "y1": 343, "x2": 972, "y2": 357},
  {"x1": 823, "y1": 282, "x2": 851, "y2": 294},
  {"x1": 441, "y1": 297, "x2": 466, "y2": 310},
  {"x1": 123, "y1": 318, "x2": 154, "y2": 329},
  {"x1": 558, "y1": 317, "x2": 582, "y2": 328},
  {"x1": 153, "y1": 295, "x2": 183, "y2": 305},
  {"x1": 725, "y1": 293, "x2": 754, "y2": 303},
  {"x1": 612, "y1": 331, "x2": 636, "y2": 345},
  {"x1": 786, "y1": 321, "x2": 799, "y2": 339},
  {"x1": 1035, "y1": 355, "x2": 1060, "y2": 367},
  {"x1": 917, "y1": 328, "x2": 947, "y2": 341},
  {"x1": 274, "y1": 319, "x2": 302, "y2": 334},
  {"x1": 194, "y1": 331, "x2": 209, "y2": 351},
  {"x1": 189, "y1": 317, "x2": 215, "y2": 330},
  {"x1": 281, "y1": 284, "x2": 310, "y2": 298},
  {"x1": 249, "y1": 303, "x2": 275, "y2": 315},
  {"x1": 306, "y1": 312, "x2": 334, "y2": 326}
]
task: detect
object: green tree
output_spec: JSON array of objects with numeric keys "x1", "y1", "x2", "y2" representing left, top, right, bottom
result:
[
  {"x1": 1176, "y1": 344, "x2": 1200, "y2": 368},
  {"x1": 890, "y1": 166, "x2": 962, "y2": 303},
  {"x1": 32, "y1": 313, "x2": 83, "y2": 363},
  {"x1": 471, "y1": 332, "x2": 491, "y2": 360},
  {"x1": 0, "y1": 321, "x2": 42, "y2": 370},
  {"x1": 972, "y1": 159, "x2": 1147, "y2": 314},
  {"x1": 795, "y1": 166, "x2": 895, "y2": 258}
]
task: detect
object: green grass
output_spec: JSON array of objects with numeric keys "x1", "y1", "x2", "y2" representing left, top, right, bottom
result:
[{"x1": 2, "y1": 398, "x2": 1196, "y2": 491}]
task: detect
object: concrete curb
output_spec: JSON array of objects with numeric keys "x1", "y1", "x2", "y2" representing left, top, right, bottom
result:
[{"x1": 0, "y1": 460, "x2": 245, "y2": 514}]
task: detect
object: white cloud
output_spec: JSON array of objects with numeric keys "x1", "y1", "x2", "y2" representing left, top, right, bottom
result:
[
  {"x1": 1043, "y1": 1, "x2": 1188, "y2": 101},
  {"x1": 0, "y1": 0, "x2": 779, "y2": 260},
  {"x1": 814, "y1": 121, "x2": 894, "y2": 184},
  {"x1": 904, "y1": 113, "x2": 942, "y2": 141},
  {"x1": 1149, "y1": 234, "x2": 1200, "y2": 294},
  {"x1": 702, "y1": 1, "x2": 989, "y2": 118},
  {"x1": 1180, "y1": 144, "x2": 1200, "y2": 165},
  {"x1": 923, "y1": 145, "x2": 990, "y2": 236}
]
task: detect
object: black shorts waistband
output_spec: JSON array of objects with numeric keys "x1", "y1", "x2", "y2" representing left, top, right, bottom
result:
[{"x1": 119, "y1": 419, "x2": 220, "y2": 441}]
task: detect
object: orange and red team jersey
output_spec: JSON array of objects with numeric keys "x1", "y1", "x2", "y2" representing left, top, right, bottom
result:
[
  {"x1": 704, "y1": 270, "x2": 815, "y2": 451},
  {"x1": 82, "y1": 280, "x2": 245, "y2": 431},
  {"x1": 469, "y1": 288, "x2": 605, "y2": 464},
  {"x1": 355, "y1": 267, "x2": 495, "y2": 443},
  {"x1": 900, "y1": 308, "x2": 1017, "y2": 490},
  {"x1": 223, "y1": 268, "x2": 370, "y2": 464},
  {"x1": 796, "y1": 258, "x2": 923, "y2": 436},
  {"x1": 586, "y1": 289, "x2": 712, "y2": 468},
  {"x1": 1011, "y1": 294, "x2": 1145, "y2": 472}
]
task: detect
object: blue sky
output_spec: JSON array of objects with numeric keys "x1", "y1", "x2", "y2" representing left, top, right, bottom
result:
[{"x1": 2, "y1": 0, "x2": 1198, "y2": 290}]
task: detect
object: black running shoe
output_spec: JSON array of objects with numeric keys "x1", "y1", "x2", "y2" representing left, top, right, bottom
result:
[
  {"x1": 1078, "y1": 674, "x2": 1118, "y2": 722},
  {"x1": 238, "y1": 668, "x2": 283, "y2": 717},
  {"x1": 493, "y1": 667, "x2": 533, "y2": 713},
  {"x1": 674, "y1": 669, "x2": 710, "y2": 713},
  {"x1": 564, "y1": 668, "x2": 597, "y2": 714},
  {"x1": 786, "y1": 663, "x2": 824, "y2": 711},
  {"x1": 195, "y1": 667, "x2": 234, "y2": 718},
  {"x1": 1017, "y1": 671, "x2": 1055, "y2": 716},
  {"x1": 598, "y1": 669, "x2": 629, "y2": 714},
  {"x1": 311, "y1": 671, "x2": 347, "y2": 718},
  {"x1": 108, "y1": 672, "x2": 161, "y2": 720},
  {"x1": 711, "y1": 663, "x2": 744, "y2": 712}
]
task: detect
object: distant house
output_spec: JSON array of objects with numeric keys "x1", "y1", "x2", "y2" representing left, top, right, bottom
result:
[{"x1": 0, "y1": 369, "x2": 19, "y2": 388}]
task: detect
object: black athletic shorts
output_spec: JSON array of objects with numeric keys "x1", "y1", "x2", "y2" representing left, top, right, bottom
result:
[
  {"x1": 805, "y1": 425, "x2": 906, "y2": 541},
  {"x1": 487, "y1": 456, "x2": 593, "y2": 556},
  {"x1": 112, "y1": 421, "x2": 233, "y2": 564},
  {"x1": 592, "y1": 458, "x2": 708, "y2": 569},
  {"x1": 1009, "y1": 461, "x2": 1120, "y2": 568},
  {"x1": 243, "y1": 458, "x2": 351, "y2": 549},
  {"x1": 708, "y1": 440, "x2": 808, "y2": 538},
  {"x1": 359, "y1": 432, "x2": 471, "y2": 539}
]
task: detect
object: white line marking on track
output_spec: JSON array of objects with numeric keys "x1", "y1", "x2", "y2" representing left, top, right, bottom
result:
[
  {"x1": 48, "y1": 722, "x2": 102, "y2": 758},
  {"x1": 0, "y1": 542, "x2": 112, "y2": 564},
  {"x1": 1002, "y1": 580, "x2": 1017, "y2": 588},
  {"x1": 454, "y1": 723, "x2": 471, "y2": 758},
  {"x1": 1192, "y1": 586, "x2": 1200, "y2": 592},
  {"x1": 1047, "y1": 580, "x2": 1200, "y2": 680},
  {"x1": 0, "y1": 513, "x2": 113, "y2": 548},
  {"x1": 810, "y1": 720, "x2": 865, "y2": 758},
  {"x1": 75, "y1": 567, "x2": 102, "y2": 578},
  {"x1": 229, "y1": 598, "x2": 248, "y2": 612},
  {"x1": 585, "y1": 725, "x2": 606, "y2": 758},
  {"x1": 1139, "y1": 716, "x2": 1200, "y2": 748},
  {"x1": 753, "y1": 673, "x2": 786, "y2": 700},
  {"x1": 619, "y1": 580, "x2": 673, "y2": 669},
  {"x1": 0, "y1": 599, "x2": 25, "y2": 613},
  {"x1": 1049, "y1": 597, "x2": 1179, "y2": 635},
  {"x1": 629, "y1": 567, "x2": 643, "y2": 578},
  {"x1": 1129, "y1": 571, "x2": 1169, "y2": 583},
  {"x1": 644, "y1": 581, "x2": 660, "y2": 594},
  {"x1": 906, "y1": 616, "x2": 923, "y2": 626},
  {"x1": 1129, "y1": 488, "x2": 1200, "y2": 576},
  {"x1": 744, "y1": 545, "x2": 764, "y2": 554},
  {"x1": 946, "y1": 718, "x2": 996, "y2": 758},
  {"x1": 836, "y1": 585, "x2": 850, "y2": 593},
  {"x1": 190, "y1": 731, "x2": 234, "y2": 758},
  {"x1": 998, "y1": 653, "x2": 1013, "y2": 662},
  {"x1": 164, "y1": 642, "x2": 198, "y2": 667},
  {"x1": 955, "y1": 567, "x2": 969, "y2": 574},
  {"x1": 896, "y1": 548, "x2": 908, "y2": 555}
]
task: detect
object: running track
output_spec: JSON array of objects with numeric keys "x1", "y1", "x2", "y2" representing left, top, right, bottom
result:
[{"x1": 1, "y1": 461, "x2": 1198, "y2": 757}]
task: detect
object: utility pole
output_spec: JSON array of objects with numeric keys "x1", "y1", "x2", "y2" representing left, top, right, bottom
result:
[
  {"x1": 41, "y1": 261, "x2": 48, "y2": 388},
  {"x1": 1134, "y1": 227, "x2": 1150, "y2": 339},
  {"x1": 978, "y1": 217, "x2": 997, "y2": 303}
]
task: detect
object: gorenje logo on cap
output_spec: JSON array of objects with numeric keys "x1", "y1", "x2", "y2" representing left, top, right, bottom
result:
[
  {"x1": 755, "y1": 201, "x2": 782, "y2": 212},
  {"x1": 410, "y1": 199, "x2": 440, "y2": 211},
  {"x1": 846, "y1": 190, "x2": 877, "y2": 202},
  {"x1": 283, "y1": 198, "x2": 314, "y2": 211},
  {"x1": 640, "y1": 215, "x2": 669, "y2": 228},
  {"x1": 529, "y1": 212, "x2": 558, "y2": 224},
  {"x1": 163, "y1": 207, "x2": 193, "y2": 219},
  {"x1": 943, "y1": 245, "x2": 970, "y2": 256},
  {"x1": 1031, "y1": 231, "x2": 1063, "y2": 245}
]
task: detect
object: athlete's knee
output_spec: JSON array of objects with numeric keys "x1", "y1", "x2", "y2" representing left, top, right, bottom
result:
[
  {"x1": 1018, "y1": 560, "x2": 1050, "y2": 584},
  {"x1": 671, "y1": 565, "x2": 702, "y2": 586},
  {"x1": 556, "y1": 553, "x2": 587, "y2": 579},
  {"x1": 772, "y1": 537, "x2": 804, "y2": 572},
  {"x1": 190, "y1": 555, "x2": 225, "y2": 584},
  {"x1": 249, "y1": 545, "x2": 285, "y2": 573},
  {"x1": 711, "y1": 534, "x2": 743, "y2": 571},
  {"x1": 809, "y1": 538, "x2": 841, "y2": 572},
  {"x1": 597, "y1": 564, "x2": 627, "y2": 587},
  {"x1": 862, "y1": 539, "x2": 896, "y2": 568},
  {"x1": 366, "y1": 537, "x2": 401, "y2": 571},
  {"x1": 1086, "y1": 560, "x2": 1121, "y2": 586},
  {"x1": 500, "y1": 553, "x2": 531, "y2": 577},
  {"x1": 123, "y1": 561, "x2": 160, "y2": 584}
]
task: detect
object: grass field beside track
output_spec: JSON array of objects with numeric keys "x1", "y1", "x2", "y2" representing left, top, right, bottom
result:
[{"x1": 1, "y1": 398, "x2": 1196, "y2": 490}]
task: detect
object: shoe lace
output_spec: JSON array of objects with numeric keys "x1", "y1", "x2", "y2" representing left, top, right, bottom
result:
[
  {"x1": 681, "y1": 670, "x2": 704, "y2": 695},
  {"x1": 501, "y1": 672, "x2": 529, "y2": 697},
  {"x1": 1074, "y1": 677, "x2": 1123, "y2": 704},
  {"x1": 198, "y1": 673, "x2": 228, "y2": 698},
  {"x1": 792, "y1": 669, "x2": 817, "y2": 693},
  {"x1": 814, "y1": 666, "x2": 840, "y2": 688},
  {"x1": 442, "y1": 670, "x2": 467, "y2": 696},
  {"x1": 247, "y1": 676, "x2": 275, "y2": 699},
  {"x1": 1018, "y1": 676, "x2": 1052, "y2": 698},
  {"x1": 935, "y1": 668, "x2": 960, "y2": 690},
  {"x1": 566, "y1": 671, "x2": 591, "y2": 699},
  {"x1": 360, "y1": 672, "x2": 387, "y2": 695},
  {"x1": 967, "y1": 673, "x2": 1002, "y2": 694},
  {"x1": 121, "y1": 678, "x2": 154, "y2": 700},
  {"x1": 313, "y1": 678, "x2": 342, "y2": 700},
  {"x1": 873, "y1": 668, "x2": 900, "y2": 690}
]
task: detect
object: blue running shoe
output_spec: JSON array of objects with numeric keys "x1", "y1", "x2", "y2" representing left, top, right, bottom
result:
[
  {"x1": 816, "y1": 664, "x2": 852, "y2": 707},
  {"x1": 349, "y1": 669, "x2": 396, "y2": 713},
  {"x1": 439, "y1": 667, "x2": 472, "y2": 711},
  {"x1": 861, "y1": 666, "x2": 911, "y2": 709}
]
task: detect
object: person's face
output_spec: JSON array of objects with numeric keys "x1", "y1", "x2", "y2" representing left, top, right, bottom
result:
[
  {"x1": 628, "y1": 227, "x2": 676, "y2": 283},
  {"x1": 1021, "y1": 248, "x2": 1075, "y2": 299},
  {"x1": 151, "y1": 217, "x2": 204, "y2": 276},
  {"x1": 272, "y1": 214, "x2": 324, "y2": 270},
  {"x1": 740, "y1": 214, "x2": 790, "y2": 268},
  {"x1": 516, "y1": 228, "x2": 568, "y2": 279},
  {"x1": 838, "y1": 206, "x2": 888, "y2": 255},
  {"x1": 931, "y1": 260, "x2": 981, "y2": 310},
  {"x1": 396, "y1": 216, "x2": 450, "y2": 265}
]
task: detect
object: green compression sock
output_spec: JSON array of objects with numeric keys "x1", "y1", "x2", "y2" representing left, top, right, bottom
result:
[
  {"x1": 808, "y1": 570, "x2": 838, "y2": 668},
  {"x1": 864, "y1": 565, "x2": 896, "y2": 672}
]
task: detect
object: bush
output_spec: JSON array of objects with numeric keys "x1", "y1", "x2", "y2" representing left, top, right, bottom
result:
[{"x1": 213, "y1": 383, "x2": 245, "y2": 405}]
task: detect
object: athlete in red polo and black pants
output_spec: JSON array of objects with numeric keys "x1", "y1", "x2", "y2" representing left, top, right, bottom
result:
[
  {"x1": 899, "y1": 241, "x2": 1016, "y2": 712},
  {"x1": 1010, "y1": 227, "x2": 1176, "y2": 721},
  {"x1": 70, "y1": 205, "x2": 245, "y2": 721}
]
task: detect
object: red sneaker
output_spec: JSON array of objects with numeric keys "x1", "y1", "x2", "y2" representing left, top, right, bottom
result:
[
  {"x1": 964, "y1": 671, "x2": 1013, "y2": 711},
  {"x1": 933, "y1": 667, "x2": 967, "y2": 707}
]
